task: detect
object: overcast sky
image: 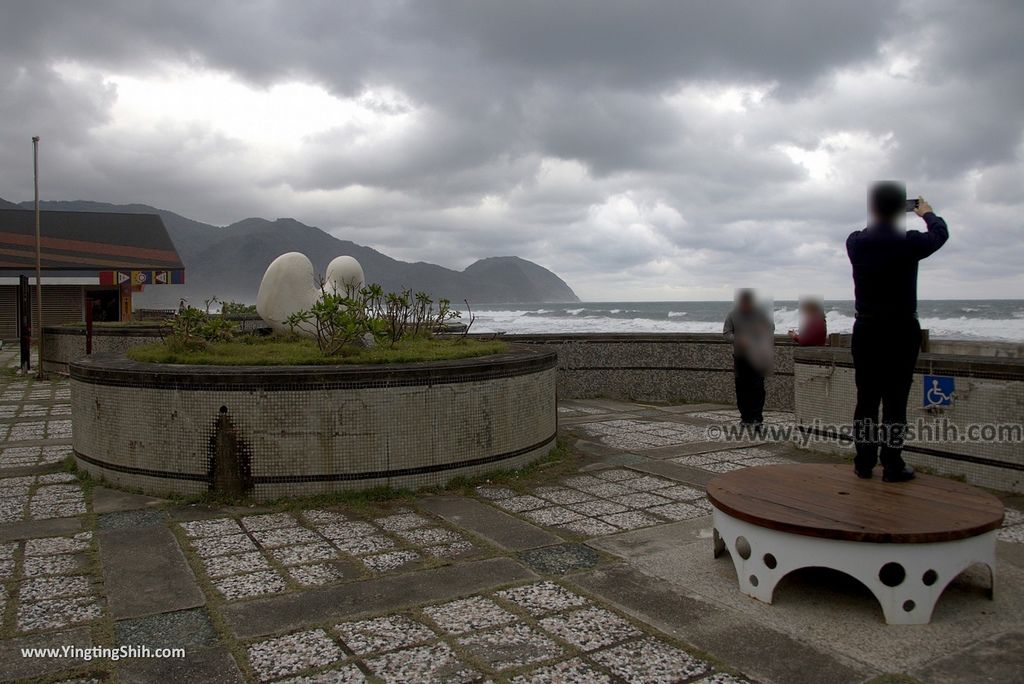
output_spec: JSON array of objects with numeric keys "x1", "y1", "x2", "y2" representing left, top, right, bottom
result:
[{"x1": 1, "y1": 1, "x2": 1022, "y2": 300}]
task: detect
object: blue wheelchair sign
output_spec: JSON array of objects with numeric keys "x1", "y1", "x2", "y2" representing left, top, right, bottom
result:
[{"x1": 924, "y1": 375, "x2": 954, "y2": 408}]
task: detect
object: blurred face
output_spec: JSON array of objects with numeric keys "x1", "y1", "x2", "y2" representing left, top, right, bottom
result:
[{"x1": 738, "y1": 293, "x2": 754, "y2": 312}]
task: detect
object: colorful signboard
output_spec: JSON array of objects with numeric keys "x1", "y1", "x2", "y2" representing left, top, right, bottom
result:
[{"x1": 98, "y1": 270, "x2": 184, "y2": 286}]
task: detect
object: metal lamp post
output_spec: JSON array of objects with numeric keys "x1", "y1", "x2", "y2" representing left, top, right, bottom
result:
[{"x1": 32, "y1": 136, "x2": 45, "y2": 380}]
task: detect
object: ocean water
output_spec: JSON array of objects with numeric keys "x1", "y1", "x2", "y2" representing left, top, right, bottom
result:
[{"x1": 464, "y1": 300, "x2": 1024, "y2": 341}]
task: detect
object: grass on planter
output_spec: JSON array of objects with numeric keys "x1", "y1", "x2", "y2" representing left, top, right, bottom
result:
[{"x1": 127, "y1": 336, "x2": 507, "y2": 366}]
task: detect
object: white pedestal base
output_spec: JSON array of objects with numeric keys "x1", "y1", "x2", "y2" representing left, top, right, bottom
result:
[{"x1": 712, "y1": 507, "x2": 996, "y2": 625}]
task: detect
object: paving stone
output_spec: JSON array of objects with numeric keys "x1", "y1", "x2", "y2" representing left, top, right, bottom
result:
[
  {"x1": 278, "y1": 663, "x2": 367, "y2": 683},
  {"x1": 599, "y1": 511, "x2": 662, "y2": 530},
  {"x1": 225, "y1": 557, "x2": 537, "y2": 639},
  {"x1": 271, "y1": 542, "x2": 340, "y2": 566},
  {"x1": 457, "y1": 622, "x2": 564, "y2": 670},
  {"x1": 118, "y1": 644, "x2": 245, "y2": 684},
  {"x1": 317, "y1": 521, "x2": 380, "y2": 541},
  {"x1": 423, "y1": 596, "x2": 517, "y2": 634},
  {"x1": 251, "y1": 526, "x2": 323, "y2": 549},
  {"x1": 202, "y1": 551, "x2": 273, "y2": 578},
  {"x1": 335, "y1": 614, "x2": 437, "y2": 654},
  {"x1": 557, "y1": 517, "x2": 621, "y2": 537},
  {"x1": 302, "y1": 509, "x2": 353, "y2": 526},
  {"x1": 693, "y1": 674, "x2": 753, "y2": 684},
  {"x1": 522, "y1": 506, "x2": 584, "y2": 526},
  {"x1": 421, "y1": 496, "x2": 561, "y2": 551},
  {"x1": 18, "y1": 595, "x2": 103, "y2": 632},
  {"x1": 648, "y1": 502, "x2": 707, "y2": 521},
  {"x1": 23, "y1": 531, "x2": 91, "y2": 556},
  {"x1": 496, "y1": 581, "x2": 590, "y2": 616},
  {"x1": 241, "y1": 512, "x2": 298, "y2": 531},
  {"x1": 622, "y1": 475, "x2": 676, "y2": 492},
  {"x1": 365, "y1": 643, "x2": 478, "y2": 683},
  {"x1": 610, "y1": 492, "x2": 674, "y2": 509},
  {"x1": 375, "y1": 512, "x2": 432, "y2": 531},
  {"x1": 247, "y1": 628, "x2": 343, "y2": 681},
  {"x1": 590, "y1": 637, "x2": 709, "y2": 681},
  {"x1": 539, "y1": 606, "x2": 642, "y2": 651},
  {"x1": 191, "y1": 532, "x2": 259, "y2": 557},
  {"x1": 533, "y1": 487, "x2": 595, "y2": 505},
  {"x1": 289, "y1": 563, "x2": 346, "y2": 586},
  {"x1": 396, "y1": 526, "x2": 463, "y2": 546},
  {"x1": 518, "y1": 543, "x2": 600, "y2": 575},
  {"x1": 510, "y1": 657, "x2": 613, "y2": 684},
  {"x1": 473, "y1": 486, "x2": 517, "y2": 500},
  {"x1": 998, "y1": 525, "x2": 1024, "y2": 544},
  {"x1": 99, "y1": 524, "x2": 205, "y2": 619},
  {"x1": 494, "y1": 494, "x2": 549, "y2": 513},
  {"x1": 96, "y1": 509, "x2": 167, "y2": 530},
  {"x1": 22, "y1": 553, "x2": 83, "y2": 577},
  {"x1": 568, "y1": 500, "x2": 629, "y2": 517},
  {"x1": 0, "y1": 626, "x2": 93, "y2": 681},
  {"x1": 90, "y1": 486, "x2": 164, "y2": 514},
  {"x1": 19, "y1": 575, "x2": 91, "y2": 602},
  {"x1": 214, "y1": 570, "x2": 288, "y2": 600},
  {"x1": 423, "y1": 541, "x2": 475, "y2": 558},
  {"x1": 179, "y1": 518, "x2": 244, "y2": 539},
  {"x1": 657, "y1": 484, "x2": 706, "y2": 502},
  {"x1": 362, "y1": 550, "x2": 420, "y2": 572},
  {"x1": 333, "y1": 534, "x2": 397, "y2": 556},
  {"x1": 114, "y1": 607, "x2": 219, "y2": 650}
]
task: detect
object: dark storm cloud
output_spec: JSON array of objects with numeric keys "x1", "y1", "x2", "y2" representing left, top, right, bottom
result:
[{"x1": 0, "y1": 0, "x2": 1022, "y2": 299}]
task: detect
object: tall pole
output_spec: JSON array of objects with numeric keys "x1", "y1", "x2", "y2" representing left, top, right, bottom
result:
[{"x1": 32, "y1": 136, "x2": 46, "y2": 380}]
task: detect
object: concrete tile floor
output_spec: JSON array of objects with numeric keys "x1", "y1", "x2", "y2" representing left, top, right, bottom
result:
[{"x1": 0, "y1": 349, "x2": 1022, "y2": 683}]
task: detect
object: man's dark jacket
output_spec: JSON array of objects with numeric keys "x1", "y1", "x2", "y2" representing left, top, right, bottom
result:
[{"x1": 846, "y1": 213, "x2": 949, "y2": 318}]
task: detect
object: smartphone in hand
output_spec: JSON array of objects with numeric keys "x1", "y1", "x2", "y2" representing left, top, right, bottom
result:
[{"x1": 905, "y1": 198, "x2": 920, "y2": 212}]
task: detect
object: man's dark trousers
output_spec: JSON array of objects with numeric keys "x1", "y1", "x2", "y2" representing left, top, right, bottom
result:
[
  {"x1": 733, "y1": 355, "x2": 765, "y2": 424},
  {"x1": 852, "y1": 317, "x2": 921, "y2": 473}
]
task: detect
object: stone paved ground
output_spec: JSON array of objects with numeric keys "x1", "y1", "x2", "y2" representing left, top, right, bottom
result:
[{"x1": 1, "y1": 352, "x2": 1023, "y2": 683}]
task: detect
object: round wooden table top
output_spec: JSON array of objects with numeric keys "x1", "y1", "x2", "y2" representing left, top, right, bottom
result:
[{"x1": 706, "y1": 463, "x2": 1005, "y2": 543}]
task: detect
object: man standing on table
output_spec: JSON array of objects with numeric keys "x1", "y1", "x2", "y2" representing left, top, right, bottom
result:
[
  {"x1": 724, "y1": 289, "x2": 775, "y2": 429},
  {"x1": 847, "y1": 182, "x2": 949, "y2": 482}
]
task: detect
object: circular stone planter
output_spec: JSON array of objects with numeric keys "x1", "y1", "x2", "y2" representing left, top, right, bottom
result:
[
  {"x1": 42, "y1": 324, "x2": 169, "y2": 375},
  {"x1": 70, "y1": 345, "x2": 557, "y2": 500}
]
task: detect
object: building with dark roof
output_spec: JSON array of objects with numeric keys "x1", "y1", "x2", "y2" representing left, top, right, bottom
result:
[{"x1": 0, "y1": 209, "x2": 185, "y2": 340}]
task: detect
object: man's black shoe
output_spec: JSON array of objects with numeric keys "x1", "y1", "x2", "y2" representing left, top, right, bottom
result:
[
  {"x1": 854, "y1": 467, "x2": 873, "y2": 479},
  {"x1": 882, "y1": 466, "x2": 916, "y2": 483}
]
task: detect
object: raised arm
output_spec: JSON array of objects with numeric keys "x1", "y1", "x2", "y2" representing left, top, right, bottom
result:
[{"x1": 907, "y1": 197, "x2": 949, "y2": 259}]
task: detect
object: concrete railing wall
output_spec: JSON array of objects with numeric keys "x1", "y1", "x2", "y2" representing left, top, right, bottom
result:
[
  {"x1": 493, "y1": 333, "x2": 796, "y2": 410},
  {"x1": 794, "y1": 347, "x2": 1024, "y2": 493}
]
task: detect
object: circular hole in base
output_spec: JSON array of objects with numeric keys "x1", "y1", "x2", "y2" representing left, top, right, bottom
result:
[
  {"x1": 763, "y1": 553, "x2": 777, "y2": 569},
  {"x1": 922, "y1": 569, "x2": 938, "y2": 586},
  {"x1": 735, "y1": 536, "x2": 751, "y2": 560},
  {"x1": 879, "y1": 562, "x2": 906, "y2": 587},
  {"x1": 903, "y1": 600, "x2": 915, "y2": 612},
  {"x1": 749, "y1": 574, "x2": 759, "y2": 587}
]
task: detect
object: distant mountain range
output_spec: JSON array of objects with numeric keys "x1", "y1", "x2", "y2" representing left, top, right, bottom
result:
[{"x1": 0, "y1": 198, "x2": 579, "y2": 308}]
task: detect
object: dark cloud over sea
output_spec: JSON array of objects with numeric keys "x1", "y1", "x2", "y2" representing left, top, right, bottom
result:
[{"x1": 1, "y1": 0, "x2": 1022, "y2": 299}]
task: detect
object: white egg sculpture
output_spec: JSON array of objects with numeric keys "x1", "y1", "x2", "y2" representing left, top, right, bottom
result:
[{"x1": 256, "y1": 253, "x2": 365, "y2": 335}]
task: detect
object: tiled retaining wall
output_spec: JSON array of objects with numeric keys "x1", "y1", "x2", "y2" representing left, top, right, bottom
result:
[
  {"x1": 70, "y1": 346, "x2": 558, "y2": 500},
  {"x1": 42, "y1": 325, "x2": 167, "y2": 375},
  {"x1": 794, "y1": 347, "x2": 1024, "y2": 493},
  {"x1": 42, "y1": 318, "x2": 270, "y2": 375},
  {"x1": 496, "y1": 333, "x2": 796, "y2": 410}
]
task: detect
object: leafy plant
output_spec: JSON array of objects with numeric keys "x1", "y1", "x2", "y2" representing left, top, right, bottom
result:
[
  {"x1": 221, "y1": 300, "x2": 258, "y2": 316},
  {"x1": 168, "y1": 298, "x2": 238, "y2": 350},
  {"x1": 286, "y1": 280, "x2": 463, "y2": 355}
]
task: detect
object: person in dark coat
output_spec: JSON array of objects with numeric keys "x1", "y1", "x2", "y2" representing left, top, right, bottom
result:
[
  {"x1": 846, "y1": 182, "x2": 948, "y2": 482},
  {"x1": 724, "y1": 289, "x2": 775, "y2": 426}
]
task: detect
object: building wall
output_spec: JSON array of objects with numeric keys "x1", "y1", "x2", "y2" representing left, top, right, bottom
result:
[
  {"x1": 794, "y1": 347, "x2": 1024, "y2": 492},
  {"x1": 0, "y1": 284, "x2": 85, "y2": 341},
  {"x1": 495, "y1": 333, "x2": 796, "y2": 409},
  {"x1": 70, "y1": 346, "x2": 558, "y2": 500}
]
